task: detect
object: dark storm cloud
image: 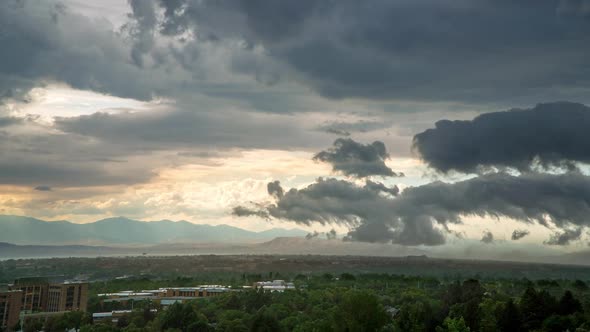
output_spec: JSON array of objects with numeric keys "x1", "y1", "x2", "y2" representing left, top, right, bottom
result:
[
  {"x1": 0, "y1": 0, "x2": 160, "y2": 101},
  {"x1": 545, "y1": 228, "x2": 583, "y2": 246},
  {"x1": 267, "y1": 180, "x2": 284, "y2": 199},
  {"x1": 4, "y1": 0, "x2": 590, "y2": 108},
  {"x1": 156, "y1": 0, "x2": 321, "y2": 42},
  {"x1": 481, "y1": 231, "x2": 494, "y2": 244},
  {"x1": 414, "y1": 102, "x2": 590, "y2": 173},
  {"x1": 323, "y1": 128, "x2": 351, "y2": 137},
  {"x1": 0, "y1": 0, "x2": 332, "y2": 189},
  {"x1": 234, "y1": 172, "x2": 590, "y2": 246},
  {"x1": 313, "y1": 138, "x2": 403, "y2": 178},
  {"x1": 34, "y1": 186, "x2": 52, "y2": 191},
  {"x1": 391, "y1": 172, "x2": 590, "y2": 231},
  {"x1": 231, "y1": 206, "x2": 269, "y2": 219},
  {"x1": 150, "y1": 0, "x2": 590, "y2": 104},
  {"x1": 235, "y1": 177, "x2": 444, "y2": 245},
  {"x1": 0, "y1": 0, "x2": 325, "y2": 115},
  {"x1": 0, "y1": 0, "x2": 338, "y2": 190},
  {"x1": 511, "y1": 229, "x2": 530, "y2": 241},
  {"x1": 364, "y1": 180, "x2": 399, "y2": 197},
  {"x1": 316, "y1": 120, "x2": 391, "y2": 137},
  {"x1": 127, "y1": 0, "x2": 158, "y2": 67}
]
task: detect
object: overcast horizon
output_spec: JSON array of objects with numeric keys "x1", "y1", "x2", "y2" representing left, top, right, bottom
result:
[{"x1": 3, "y1": 0, "x2": 590, "y2": 259}]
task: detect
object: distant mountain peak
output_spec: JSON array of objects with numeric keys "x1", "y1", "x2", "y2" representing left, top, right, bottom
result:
[{"x1": 94, "y1": 216, "x2": 136, "y2": 223}]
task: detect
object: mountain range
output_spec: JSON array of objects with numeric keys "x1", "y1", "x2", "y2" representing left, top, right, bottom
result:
[
  {"x1": 1, "y1": 236, "x2": 589, "y2": 266},
  {"x1": 0, "y1": 215, "x2": 307, "y2": 245},
  {"x1": 2, "y1": 215, "x2": 588, "y2": 266},
  {"x1": 0, "y1": 237, "x2": 429, "y2": 259}
]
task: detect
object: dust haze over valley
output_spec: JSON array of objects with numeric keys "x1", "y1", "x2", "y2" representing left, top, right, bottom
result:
[{"x1": 0, "y1": 215, "x2": 584, "y2": 267}]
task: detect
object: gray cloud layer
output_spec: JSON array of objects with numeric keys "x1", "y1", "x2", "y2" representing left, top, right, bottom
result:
[
  {"x1": 54, "y1": 108, "x2": 330, "y2": 151},
  {"x1": 4, "y1": 0, "x2": 590, "y2": 107},
  {"x1": 0, "y1": 0, "x2": 162, "y2": 102},
  {"x1": 414, "y1": 102, "x2": 590, "y2": 173},
  {"x1": 235, "y1": 172, "x2": 590, "y2": 246},
  {"x1": 313, "y1": 138, "x2": 402, "y2": 178},
  {"x1": 0, "y1": 128, "x2": 156, "y2": 187},
  {"x1": 127, "y1": 0, "x2": 158, "y2": 67},
  {"x1": 150, "y1": 0, "x2": 590, "y2": 104}
]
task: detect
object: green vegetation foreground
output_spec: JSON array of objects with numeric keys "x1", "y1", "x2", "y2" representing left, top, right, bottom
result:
[{"x1": 24, "y1": 273, "x2": 590, "y2": 332}]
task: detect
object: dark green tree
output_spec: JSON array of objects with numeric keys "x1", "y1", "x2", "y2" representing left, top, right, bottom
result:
[
  {"x1": 334, "y1": 290, "x2": 390, "y2": 332},
  {"x1": 340, "y1": 273, "x2": 356, "y2": 281},
  {"x1": 460, "y1": 279, "x2": 484, "y2": 303},
  {"x1": 573, "y1": 280, "x2": 588, "y2": 290},
  {"x1": 559, "y1": 290, "x2": 583, "y2": 315},
  {"x1": 542, "y1": 314, "x2": 574, "y2": 332},
  {"x1": 519, "y1": 286, "x2": 543, "y2": 330},
  {"x1": 497, "y1": 299, "x2": 521, "y2": 332},
  {"x1": 537, "y1": 289, "x2": 558, "y2": 318},
  {"x1": 478, "y1": 298, "x2": 499, "y2": 332},
  {"x1": 250, "y1": 308, "x2": 282, "y2": 332},
  {"x1": 436, "y1": 317, "x2": 471, "y2": 332},
  {"x1": 161, "y1": 302, "x2": 199, "y2": 331},
  {"x1": 186, "y1": 315, "x2": 210, "y2": 332}
]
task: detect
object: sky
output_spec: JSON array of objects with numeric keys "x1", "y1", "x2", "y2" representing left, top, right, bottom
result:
[{"x1": 2, "y1": 0, "x2": 590, "y2": 255}]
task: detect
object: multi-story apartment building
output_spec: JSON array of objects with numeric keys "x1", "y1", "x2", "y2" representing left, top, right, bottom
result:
[
  {"x1": 0, "y1": 290, "x2": 23, "y2": 331},
  {"x1": 9, "y1": 278, "x2": 88, "y2": 313},
  {"x1": 10, "y1": 277, "x2": 48, "y2": 312},
  {"x1": 47, "y1": 282, "x2": 88, "y2": 312}
]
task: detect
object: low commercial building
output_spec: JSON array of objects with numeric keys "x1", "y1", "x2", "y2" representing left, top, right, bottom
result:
[
  {"x1": 254, "y1": 280, "x2": 296, "y2": 292},
  {"x1": 0, "y1": 290, "x2": 23, "y2": 331},
  {"x1": 98, "y1": 286, "x2": 232, "y2": 308},
  {"x1": 159, "y1": 286, "x2": 229, "y2": 298},
  {"x1": 93, "y1": 309, "x2": 158, "y2": 324}
]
